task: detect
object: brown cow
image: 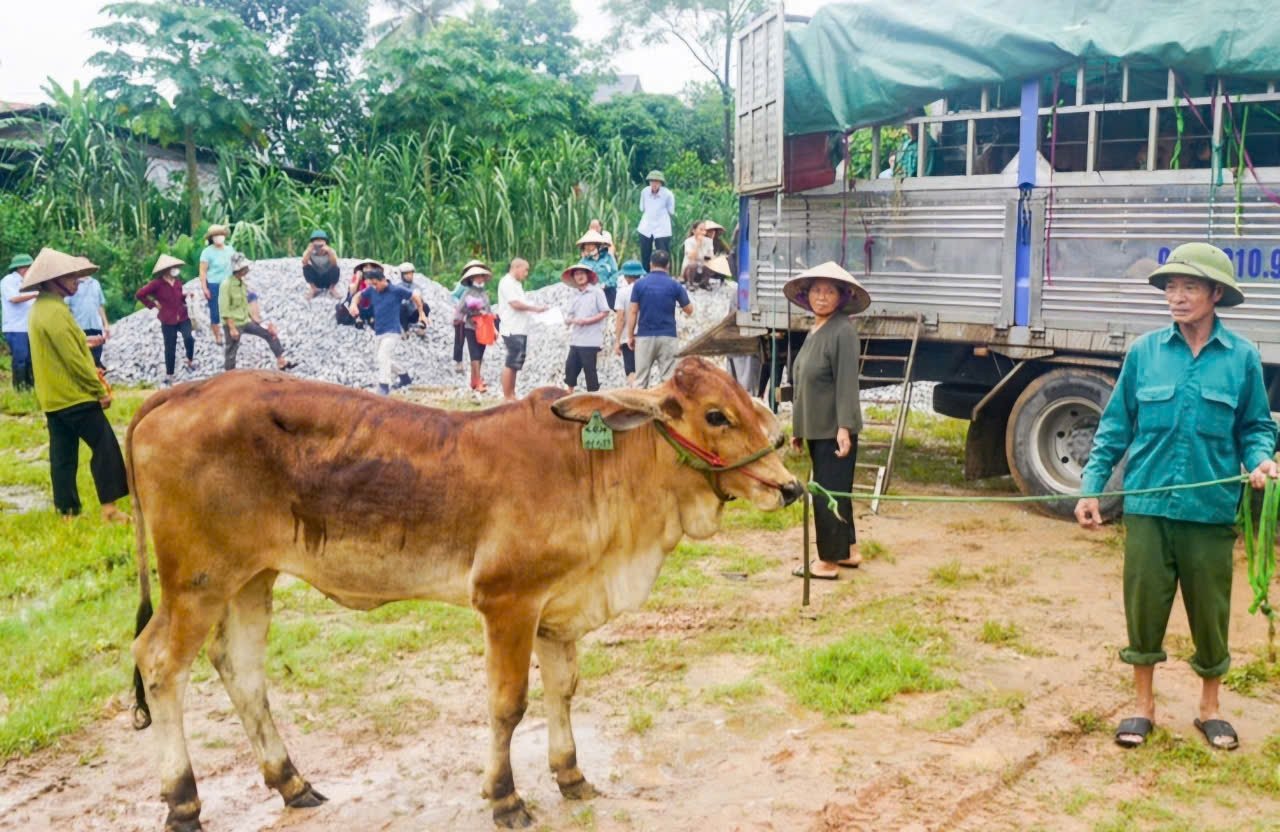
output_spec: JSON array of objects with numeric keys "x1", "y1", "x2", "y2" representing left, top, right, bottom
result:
[{"x1": 126, "y1": 356, "x2": 803, "y2": 831}]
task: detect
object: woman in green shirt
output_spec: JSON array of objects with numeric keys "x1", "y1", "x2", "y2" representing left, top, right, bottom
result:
[
  {"x1": 784, "y1": 262, "x2": 871, "y2": 580},
  {"x1": 24, "y1": 248, "x2": 129, "y2": 523}
]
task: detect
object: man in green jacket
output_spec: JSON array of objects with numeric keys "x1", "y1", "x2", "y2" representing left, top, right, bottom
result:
[
  {"x1": 25, "y1": 248, "x2": 129, "y2": 523},
  {"x1": 1076, "y1": 242, "x2": 1278, "y2": 751},
  {"x1": 219, "y1": 253, "x2": 295, "y2": 372}
]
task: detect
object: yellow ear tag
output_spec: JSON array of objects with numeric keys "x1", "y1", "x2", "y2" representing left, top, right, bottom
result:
[{"x1": 582, "y1": 411, "x2": 614, "y2": 451}]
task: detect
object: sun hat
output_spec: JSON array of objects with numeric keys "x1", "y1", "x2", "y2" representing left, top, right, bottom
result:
[
  {"x1": 6, "y1": 253, "x2": 33, "y2": 272},
  {"x1": 645, "y1": 169, "x2": 666, "y2": 184},
  {"x1": 620, "y1": 259, "x2": 645, "y2": 278},
  {"x1": 1147, "y1": 242, "x2": 1243, "y2": 307},
  {"x1": 352, "y1": 258, "x2": 381, "y2": 272},
  {"x1": 461, "y1": 259, "x2": 487, "y2": 276},
  {"x1": 561, "y1": 263, "x2": 599, "y2": 286},
  {"x1": 576, "y1": 230, "x2": 610, "y2": 247},
  {"x1": 601, "y1": 230, "x2": 614, "y2": 248},
  {"x1": 309, "y1": 229, "x2": 328, "y2": 241},
  {"x1": 20, "y1": 247, "x2": 99, "y2": 291},
  {"x1": 706, "y1": 255, "x2": 732, "y2": 278},
  {"x1": 205, "y1": 224, "x2": 231, "y2": 242},
  {"x1": 398, "y1": 262, "x2": 416, "y2": 274},
  {"x1": 704, "y1": 220, "x2": 725, "y2": 233},
  {"x1": 783, "y1": 261, "x2": 872, "y2": 316},
  {"x1": 152, "y1": 254, "x2": 186, "y2": 276},
  {"x1": 461, "y1": 264, "x2": 492, "y2": 286},
  {"x1": 230, "y1": 252, "x2": 251, "y2": 274}
]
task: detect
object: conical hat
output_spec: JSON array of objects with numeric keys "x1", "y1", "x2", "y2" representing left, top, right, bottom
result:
[
  {"x1": 561, "y1": 263, "x2": 599, "y2": 286},
  {"x1": 576, "y1": 230, "x2": 609, "y2": 247},
  {"x1": 461, "y1": 259, "x2": 487, "y2": 276},
  {"x1": 20, "y1": 247, "x2": 99, "y2": 290},
  {"x1": 461, "y1": 264, "x2": 492, "y2": 286},
  {"x1": 704, "y1": 220, "x2": 725, "y2": 233},
  {"x1": 152, "y1": 254, "x2": 186, "y2": 276},
  {"x1": 782, "y1": 261, "x2": 871, "y2": 315},
  {"x1": 706, "y1": 255, "x2": 732, "y2": 278}
]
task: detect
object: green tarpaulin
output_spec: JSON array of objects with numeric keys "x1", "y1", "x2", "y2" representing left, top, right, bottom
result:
[{"x1": 784, "y1": 1, "x2": 1280, "y2": 135}]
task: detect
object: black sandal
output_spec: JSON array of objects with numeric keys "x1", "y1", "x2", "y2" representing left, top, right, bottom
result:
[
  {"x1": 1194, "y1": 718, "x2": 1239, "y2": 750},
  {"x1": 1114, "y1": 717, "x2": 1153, "y2": 748},
  {"x1": 792, "y1": 565, "x2": 838, "y2": 580}
]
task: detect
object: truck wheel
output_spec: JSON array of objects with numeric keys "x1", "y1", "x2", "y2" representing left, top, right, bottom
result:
[{"x1": 1005, "y1": 368, "x2": 1123, "y2": 520}]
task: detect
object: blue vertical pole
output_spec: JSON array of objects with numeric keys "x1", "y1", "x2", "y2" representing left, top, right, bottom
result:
[
  {"x1": 1014, "y1": 79, "x2": 1039, "y2": 327},
  {"x1": 737, "y1": 196, "x2": 751, "y2": 312}
]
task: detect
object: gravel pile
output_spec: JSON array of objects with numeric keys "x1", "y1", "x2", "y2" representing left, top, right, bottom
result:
[{"x1": 103, "y1": 258, "x2": 737, "y2": 396}]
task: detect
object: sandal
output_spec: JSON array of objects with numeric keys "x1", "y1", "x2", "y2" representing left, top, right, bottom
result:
[
  {"x1": 1114, "y1": 717, "x2": 1153, "y2": 748},
  {"x1": 792, "y1": 565, "x2": 838, "y2": 581},
  {"x1": 1194, "y1": 718, "x2": 1239, "y2": 751}
]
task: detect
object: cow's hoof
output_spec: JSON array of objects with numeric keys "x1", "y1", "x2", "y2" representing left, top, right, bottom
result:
[
  {"x1": 492, "y1": 800, "x2": 535, "y2": 829},
  {"x1": 558, "y1": 776, "x2": 599, "y2": 801},
  {"x1": 286, "y1": 785, "x2": 329, "y2": 809},
  {"x1": 132, "y1": 705, "x2": 152, "y2": 730}
]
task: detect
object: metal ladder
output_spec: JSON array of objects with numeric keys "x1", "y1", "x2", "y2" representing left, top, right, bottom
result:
[{"x1": 852, "y1": 313, "x2": 924, "y2": 513}]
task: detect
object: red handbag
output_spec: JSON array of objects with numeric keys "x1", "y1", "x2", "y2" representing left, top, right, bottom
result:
[{"x1": 474, "y1": 313, "x2": 497, "y2": 346}]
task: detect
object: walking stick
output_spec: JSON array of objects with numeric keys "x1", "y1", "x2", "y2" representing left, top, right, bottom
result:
[{"x1": 802, "y1": 468, "x2": 811, "y2": 607}]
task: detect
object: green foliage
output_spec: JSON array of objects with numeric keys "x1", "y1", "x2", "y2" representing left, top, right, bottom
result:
[
  {"x1": 847, "y1": 126, "x2": 907, "y2": 179},
  {"x1": 786, "y1": 623, "x2": 950, "y2": 716},
  {"x1": 89, "y1": 2, "x2": 276, "y2": 231}
]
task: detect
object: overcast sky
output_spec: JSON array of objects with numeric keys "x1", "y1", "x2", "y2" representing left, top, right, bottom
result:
[{"x1": 0, "y1": 0, "x2": 823, "y2": 105}]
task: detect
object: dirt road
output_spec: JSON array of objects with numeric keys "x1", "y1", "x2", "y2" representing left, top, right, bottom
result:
[{"x1": 4, "y1": 496, "x2": 1280, "y2": 831}]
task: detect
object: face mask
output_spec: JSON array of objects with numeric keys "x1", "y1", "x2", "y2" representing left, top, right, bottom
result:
[
  {"x1": 170, "y1": 267, "x2": 182, "y2": 278},
  {"x1": 212, "y1": 235, "x2": 226, "y2": 245}
]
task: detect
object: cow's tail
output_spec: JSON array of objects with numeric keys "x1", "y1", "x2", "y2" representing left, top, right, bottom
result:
[{"x1": 126, "y1": 408, "x2": 153, "y2": 731}]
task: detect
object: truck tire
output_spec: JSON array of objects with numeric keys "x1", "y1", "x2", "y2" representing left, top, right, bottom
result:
[{"x1": 1005, "y1": 368, "x2": 1123, "y2": 520}]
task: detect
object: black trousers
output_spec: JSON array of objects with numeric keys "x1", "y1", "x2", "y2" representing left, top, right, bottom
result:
[
  {"x1": 84, "y1": 328, "x2": 105, "y2": 369},
  {"x1": 161, "y1": 320, "x2": 194, "y2": 376},
  {"x1": 223, "y1": 321, "x2": 284, "y2": 370},
  {"x1": 47, "y1": 401, "x2": 129, "y2": 516},
  {"x1": 564, "y1": 346, "x2": 601, "y2": 391},
  {"x1": 464, "y1": 327, "x2": 486, "y2": 361},
  {"x1": 453, "y1": 322, "x2": 465, "y2": 363},
  {"x1": 603, "y1": 286, "x2": 617, "y2": 309},
  {"x1": 303, "y1": 262, "x2": 340, "y2": 289},
  {"x1": 808, "y1": 436, "x2": 858, "y2": 561},
  {"x1": 638, "y1": 235, "x2": 671, "y2": 271},
  {"x1": 621, "y1": 343, "x2": 635, "y2": 376}
]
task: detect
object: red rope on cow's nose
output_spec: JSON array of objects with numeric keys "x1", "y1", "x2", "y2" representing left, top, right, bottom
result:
[{"x1": 656, "y1": 424, "x2": 780, "y2": 489}]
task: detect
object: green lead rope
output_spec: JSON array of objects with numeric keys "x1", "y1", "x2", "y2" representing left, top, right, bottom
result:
[
  {"x1": 806, "y1": 475, "x2": 1280, "y2": 656},
  {"x1": 1239, "y1": 478, "x2": 1280, "y2": 660}
]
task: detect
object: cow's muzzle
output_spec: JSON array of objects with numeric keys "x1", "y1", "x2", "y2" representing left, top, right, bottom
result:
[{"x1": 780, "y1": 479, "x2": 805, "y2": 506}]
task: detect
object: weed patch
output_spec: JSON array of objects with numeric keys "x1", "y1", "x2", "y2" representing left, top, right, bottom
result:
[{"x1": 785, "y1": 624, "x2": 950, "y2": 717}]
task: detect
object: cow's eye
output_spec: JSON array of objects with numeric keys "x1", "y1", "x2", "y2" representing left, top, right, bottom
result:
[{"x1": 705, "y1": 410, "x2": 731, "y2": 427}]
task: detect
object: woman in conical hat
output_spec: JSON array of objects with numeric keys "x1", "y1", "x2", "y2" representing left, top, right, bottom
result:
[{"x1": 783, "y1": 261, "x2": 872, "y2": 580}]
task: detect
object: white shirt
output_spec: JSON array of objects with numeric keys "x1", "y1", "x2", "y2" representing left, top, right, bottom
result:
[
  {"x1": 1, "y1": 272, "x2": 34, "y2": 333},
  {"x1": 637, "y1": 186, "x2": 675, "y2": 238},
  {"x1": 682, "y1": 235, "x2": 714, "y2": 272},
  {"x1": 497, "y1": 273, "x2": 530, "y2": 336},
  {"x1": 613, "y1": 279, "x2": 634, "y2": 313}
]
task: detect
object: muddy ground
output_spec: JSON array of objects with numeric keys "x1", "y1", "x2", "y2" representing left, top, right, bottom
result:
[{"x1": 3, "y1": 496, "x2": 1280, "y2": 832}]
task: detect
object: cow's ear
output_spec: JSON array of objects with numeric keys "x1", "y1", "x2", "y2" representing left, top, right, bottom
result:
[{"x1": 551, "y1": 390, "x2": 662, "y2": 431}]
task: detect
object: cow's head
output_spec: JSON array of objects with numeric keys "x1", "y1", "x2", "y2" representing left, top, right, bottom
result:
[{"x1": 552, "y1": 357, "x2": 805, "y2": 511}]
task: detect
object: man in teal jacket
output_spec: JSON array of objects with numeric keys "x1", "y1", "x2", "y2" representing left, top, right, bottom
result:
[{"x1": 1077, "y1": 243, "x2": 1278, "y2": 752}]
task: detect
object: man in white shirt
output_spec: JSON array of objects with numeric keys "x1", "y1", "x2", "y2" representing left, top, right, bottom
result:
[
  {"x1": 636, "y1": 169, "x2": 675, "y2": 272},
  {"x1": 496, "y1": 258, "x2": 547, "y2": 401},
  {"x1": 1, "y1": 253, "x2": 37, "y2": 390}
]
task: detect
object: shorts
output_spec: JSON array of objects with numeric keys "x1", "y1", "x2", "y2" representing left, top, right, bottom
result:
[{"x1": 503, "y1": 334, "x2": 528, "y2": 370}]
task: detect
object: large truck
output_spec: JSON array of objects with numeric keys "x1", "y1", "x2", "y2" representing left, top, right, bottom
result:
[{"x1": 722, "y1": 2, "x2": 1280, "y2": 515}]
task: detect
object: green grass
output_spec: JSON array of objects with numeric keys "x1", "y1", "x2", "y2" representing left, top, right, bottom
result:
[
  {"x1": 859, "y1": 539, "x2": 895, "y2": 563},
  {"x1": 976, "y1": 619, "x2": 1049, "y2": 657},
  {"x1": 701, "y1": 679, "x2": 766, "y2": 707},
  {"x1": 930, "y1": 559, "x2": 980, "y2": 587},
  {"x1": 1223, "y1": 657, "x2": 1280, "y2": 697},
  {"x1": 1070, "y1": 709, "x2": 1109, "y2": 735},
  {"x1": 1120, "y1": 728, "x2": 1280, "y2": 804},
  {"x1": 785, "y1": 623, "x2": 951, "y2": 717},
  {"x1": 922, "y1": 689, "x2": 1025, "y2": 731},
  {"x1": 721, "y1": 499, "x2": 805, "y2": 531}
]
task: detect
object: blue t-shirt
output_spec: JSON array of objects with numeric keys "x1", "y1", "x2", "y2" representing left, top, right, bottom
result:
[
  {"x1": 200, "y1": 244, "x2": 235, "y2": 285},
  {"x1": 360, "y1": 283, "x2": 414, "y2": 335},
  {"x1": 66, "y1": 277, "x2": 106, "y2": 330},
  {"x1": 630, "y1": 271, "x2": 690, "y2": 338}
]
